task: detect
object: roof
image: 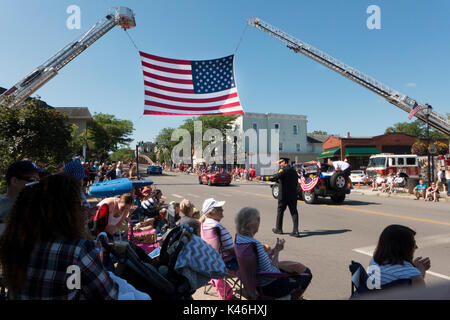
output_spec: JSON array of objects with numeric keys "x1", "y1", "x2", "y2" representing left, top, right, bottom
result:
[
  {"x1": 307, "y1": 134, "x2": 330, "y2": 143},
  {"x1": 55, "y1": 107, "x2": 92, "y2": 120}
]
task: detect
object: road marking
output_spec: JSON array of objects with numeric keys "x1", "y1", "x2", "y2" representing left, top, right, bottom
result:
[
  {"x1": 186, "y1": 193, "x2": 200, "y2": 198},
  {"x1": 327, "y1": 205, "x2": 450, "y2": 227},
  {"x1": 171, "y1": 194, "x2": 183, "y2": 199},
  {"x1": 353, "y1": 242, "x2": 450, "y2": 281}
]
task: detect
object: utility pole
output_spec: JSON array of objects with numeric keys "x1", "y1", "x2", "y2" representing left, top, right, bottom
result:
[
  {"x1": 136, "y1": 143, "x2": 140, "y2": 179},
  {"x1": 425, "y1": 104, "x2": 433, "y2": 184}
]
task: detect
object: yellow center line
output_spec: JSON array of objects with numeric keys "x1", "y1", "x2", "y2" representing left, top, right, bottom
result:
[{"x1": 326, "y1": 205, "x2": 450, "y2": 227}]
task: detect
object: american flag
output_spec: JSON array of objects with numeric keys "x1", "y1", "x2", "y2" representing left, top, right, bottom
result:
[
  {"x1": 299, "y1": 176, "x2": 319, "y2": 192},
  {"x1": 408, "y1": 102, "x2": 421, "y2": 120},
  {"x1": 139, "y1": 51, "x2": 244, "y2": 115}
]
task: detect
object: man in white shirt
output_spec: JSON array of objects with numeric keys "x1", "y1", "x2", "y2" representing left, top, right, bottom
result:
[
  {"x1": 327, "y1": 159, "x2": 351, "y2": 180},
  {"x1": 390, "y1": 173, "x2": 405, "y2": 193}
]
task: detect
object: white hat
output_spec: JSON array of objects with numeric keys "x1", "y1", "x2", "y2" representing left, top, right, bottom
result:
[{"x1": 202, "y1": 198, "x2": 225, "y2": 215}]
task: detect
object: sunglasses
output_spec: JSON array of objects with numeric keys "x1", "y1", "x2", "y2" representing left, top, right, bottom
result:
[{"x1": 18, "y1": 176, "x2": 39, "y2": 183}]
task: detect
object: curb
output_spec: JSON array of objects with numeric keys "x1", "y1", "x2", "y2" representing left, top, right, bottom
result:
[{"x1": 352, "y1": 189, "x2": 450, "y2": 202}]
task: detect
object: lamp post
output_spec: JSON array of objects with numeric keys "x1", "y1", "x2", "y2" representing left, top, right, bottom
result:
[{"x1": 424, "y1": 104, "x2": 433, "y2": 184}]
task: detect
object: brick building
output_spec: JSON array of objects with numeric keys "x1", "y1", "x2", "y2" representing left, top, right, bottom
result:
[{"x1": 318, "y1": 132, "x2": 449, "y2": 170}]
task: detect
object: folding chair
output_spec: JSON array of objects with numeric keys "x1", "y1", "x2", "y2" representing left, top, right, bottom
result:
[
  {"x1": 201, "y1": 225, "x2": 241, "y2": 300},
  {"x1": 234, "y1": 241, "x2": 312, "y2": 300}
]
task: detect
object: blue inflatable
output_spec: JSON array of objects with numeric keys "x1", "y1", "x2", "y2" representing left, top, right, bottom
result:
[{"x1": 88, "y1": 178, "x2": 153, "y2": 198}]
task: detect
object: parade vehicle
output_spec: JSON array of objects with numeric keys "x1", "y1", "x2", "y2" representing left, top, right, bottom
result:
[
  {"x1": 365, "y1": 154, "x2": 419, "y2": 185},
  {"x1": 270, "y1": 161, "x2": 351, "y2": 204},
  {"x1": 199, "y1": 171, "x2": 232, "y2": 186},
  {"x1": 147, "y1": 164, "x2": 163, "y2": 175},
  {"x1": 247, "y1": 18, "x2": 450, "y2": 136},
  {"x1": 0, "y1": 7, "x2": 136, "y2": 107}
]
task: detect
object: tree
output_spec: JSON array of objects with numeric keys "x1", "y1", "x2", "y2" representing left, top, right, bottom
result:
[
  {"x1": 86, "y1": 113, "x2": 134, "y2": 160},
  {"x1": 0, "y1": 98, "x2": 73, "y2": 190},
  {"x1": 109, "y1": 148, "x2": 134, "y2": 163},
  {"x1": 385, "y1": 120, "x2": 448, "y2": 139}
]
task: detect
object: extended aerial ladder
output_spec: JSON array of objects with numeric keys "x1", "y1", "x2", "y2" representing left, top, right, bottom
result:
[
  {"x1": 248, "y1": 18, "x2": 450, "y2": 136},
  {"x1": 0, "y1": 7, "x2": 136, "y2": 108}
]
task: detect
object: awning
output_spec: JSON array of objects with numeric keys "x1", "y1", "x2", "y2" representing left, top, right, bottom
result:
[
  {"x1": 317, "y1": 147, "x2": 340, "y2": 159},
  {"x1": 345, "y1": 147, "x2": 380, "y2": 156}
]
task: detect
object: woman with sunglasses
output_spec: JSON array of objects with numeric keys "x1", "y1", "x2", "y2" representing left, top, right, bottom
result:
[{"x1": 0, "y1": 173, "x2": 119, "y2": 299}]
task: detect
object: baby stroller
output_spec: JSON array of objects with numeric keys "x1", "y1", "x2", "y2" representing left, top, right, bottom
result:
[{"x1": 97, "y1": 225, "x2": 196, "y2": 300}]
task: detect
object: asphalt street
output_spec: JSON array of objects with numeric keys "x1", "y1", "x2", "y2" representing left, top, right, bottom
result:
[{"x1": 142, "y1": 170, "x2": 450, "y2": 300}]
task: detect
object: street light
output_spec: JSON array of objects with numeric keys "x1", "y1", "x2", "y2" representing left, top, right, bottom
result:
[{"x1": 424, "y1": 104, "x2": 433, "y2": 184}]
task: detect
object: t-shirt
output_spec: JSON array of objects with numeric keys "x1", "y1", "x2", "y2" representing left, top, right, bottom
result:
[
  {"x1": 394, "y1": 177, "x2": 405, "y2": 184},
  {"x1": 0, "y1": 194, "x2": 14, "y2": 224},
  {"x1": 202, "y1": 218, "x2": 234, "y2": 251},
  {"x1": 333, "y1": 161, "x2": 350, "y2": 171},
  {"x1": 369, "y1": 258, "x2": 422, "y2": 286},
  {"x1": 376, "y1": 176, "x2": 385, "y2": 184},
  {"x1": 415, "y1": 184, "x2": 427, "y2": 191}
]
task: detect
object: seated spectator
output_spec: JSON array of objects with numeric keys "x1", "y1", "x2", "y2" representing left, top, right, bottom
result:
[
  {"x1": 177, "y1": 199, "x2": 200, "y2": 235},
  {"x1": 0, "y1": 173, "x2": 119, "y2": 299},
  {"x1": 413, "y1": 179, "x2": 427, "y2": 200},
  {"x1": 425, "y1": 182, "x2": 440, "y2": 202},
  {"x1": 91, "y1": 194, "x2": 134, "y2": 237},
  {"x1": 372, "y1": 174, "x2": 384, "y2": 191},
  {"x1": 235, "y1": 207, "x2": 312, "y2": 299},
  {"x1": 381, "y1": 173, "x2": 394, "y2": 193},
  {"x1": 201, "y1": 198, "x2": 238, "y2": 271},
  {"x1": 369, "y1": 224, "x2": 430, "y2": 288},
  {"x1": 0, "y1": 161, "x2": 41, "y2": 237},
  {"x1": 141, "y1": 189, "x2": 164, "y2": 217},
  {"x1": 167, "y1": 201, "x2": 181, "y2": 228},
  {"x1": 390, "y1": 173, "x2": 406, "y2": 193}
]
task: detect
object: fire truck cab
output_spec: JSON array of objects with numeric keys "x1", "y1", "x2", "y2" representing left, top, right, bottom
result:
[{"x1": 366, "y1": 154, "x2": 419, "y2": 183}]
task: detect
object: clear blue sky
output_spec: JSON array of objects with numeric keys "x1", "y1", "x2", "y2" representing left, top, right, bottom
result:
[{"x1": 1, "y1": 0, "x2": 449, "y2": 147}]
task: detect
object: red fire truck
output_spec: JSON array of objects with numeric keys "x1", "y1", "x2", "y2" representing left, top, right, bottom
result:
[{"x1": 366, "y1": 154, "x2": 420, "y2": 183}]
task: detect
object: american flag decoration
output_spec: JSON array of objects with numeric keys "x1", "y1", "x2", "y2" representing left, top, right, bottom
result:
[
  {"x1": 299, "y1": 176, "x2": 319, "y2": 192},
  {"x1": 408, "y1": 101, "x2": 421, "y2": 120},
  {"x1": 139, "y1": 51, "x2": 244, "y2": 115}
]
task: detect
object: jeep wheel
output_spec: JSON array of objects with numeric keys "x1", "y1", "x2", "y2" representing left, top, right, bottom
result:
[
  {"x1": 330, "y1": 172, "x2": 347, "y2": 190},
  {"x1": 331, "y1": 194, "x2": 346, "y2": 204},
  {"x1": 272, "y1": 184, "x2": 279, "y2": 199},
  {"x1": 302, "y1": 191, "x2": 316, "y2": 204}
]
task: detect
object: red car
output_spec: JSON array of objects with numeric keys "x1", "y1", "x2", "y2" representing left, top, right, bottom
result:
[{"x1": 199, "y1": 171, "x2": 232, "y2": 186}]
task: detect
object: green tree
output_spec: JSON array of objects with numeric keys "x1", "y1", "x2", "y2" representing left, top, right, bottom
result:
[
  {"x1": 87, "y1": 113, "x2": 134, "y2": 160},
  {"x1": 109, "y1": 148, "x2": 134, "y2": 163},
  {"x1": 385, "y1": 120, "x2": 448, "y2": 139},
  {"x1": 0, "y1": 98, "x2": 73, "y2": 191}
]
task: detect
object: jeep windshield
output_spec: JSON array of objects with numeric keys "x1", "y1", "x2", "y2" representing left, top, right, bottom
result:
[{"x1": 367, "y1": 157, "x2": 386, "y2": 168}]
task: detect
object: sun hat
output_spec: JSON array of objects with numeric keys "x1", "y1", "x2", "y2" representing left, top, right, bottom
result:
[
  {"x1": 63, "y1": 160, "x2": 88, "y2": 179},
  {"x1": 202, "y1": 198, "x2": 225, "y2": 215}
]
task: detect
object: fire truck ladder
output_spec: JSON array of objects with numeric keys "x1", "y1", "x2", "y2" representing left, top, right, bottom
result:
[
  {"x1": 0, "y1": 7, "x2": 136, "y2": 108},
  {"x1": 248, "y1": 18, "x2": 450, "y2": 136}
]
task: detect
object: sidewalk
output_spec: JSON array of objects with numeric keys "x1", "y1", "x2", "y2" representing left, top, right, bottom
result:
[{"x1": 351, "y1": 185, "x2": 450, "y2": 202}]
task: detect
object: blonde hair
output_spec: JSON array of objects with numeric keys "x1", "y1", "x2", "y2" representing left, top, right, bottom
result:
[
  {"x1": 235, "y1": 207, "x2": 260, "y2": 236},
  {"x1": 119, "y1": 193, "x2": 133, "y2": 205},
  {"x1": 180, "y1": 199, "x2": 194, "y2": 216}
]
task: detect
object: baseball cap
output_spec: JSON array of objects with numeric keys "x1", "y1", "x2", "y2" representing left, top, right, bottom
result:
[
  {"x1": 141, "y1": 187, "x2": 152, "y2": 194},
  {"x1": 63, "y1": 160, "x2": 88, "y2": 179},
  {"x1": 278, "y1": 157, "x2": 290, "y2": 163},
  {"x1": 5, "y1": 160, "x2": 42, "y2": 182},
  {"x1": 202, "y1": 198, "x2": 225, "y2": 215}
]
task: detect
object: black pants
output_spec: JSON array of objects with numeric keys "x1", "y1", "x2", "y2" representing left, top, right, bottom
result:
[{"x1": 276, "y1": 199, "x2": 299, "y2": 232}]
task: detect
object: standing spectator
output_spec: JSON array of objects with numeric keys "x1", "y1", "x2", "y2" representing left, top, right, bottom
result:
[
  {"x1": 250, "y1": 167, "x2": 256, "y2": 181},
  {"x1": 445, "y1": 166, "x2": 450, "y2": 196},
  {"x1": 0, "y1": 173, "x2": 119, "y2": 299},
  {"x1": 268, "y1": 158, "x2": 301, "y2": 237},
  {"x1": 413, "y1": 179, "x2": 427, "y2": 201},
  {"x1": 369, "y1": 224, "x2": 430, "y2": 287},
  {"x1": 437, "y1": 168, "x2": 445, "y2": 192},
  {"x1": 116, "y1": 163, "x2": 123, "y2": 178},
  {"x1": 106, "y1": 163, "x2": 117, "y2": 180},
  {"x1": 0, "y1": 161, "x2": 41, "y2": 236}
]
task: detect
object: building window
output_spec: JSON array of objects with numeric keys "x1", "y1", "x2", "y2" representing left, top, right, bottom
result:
[
  {"x1": 279, "y1": 143, "x2": 283, "y2": 151},
  {"x1": 293, "y1": 124, "x2": 298, "y2": 135},
  {"x1": 296, "y1": 144, "x2": 300, "y2": 152},
  {"x1": 397, "y1": 158, "x2": 404, "y2": 165},
  {"x1": 252, "y1": 123, "x2": 258, "y2": 131},
  {"x1": 274, "y1": 123, "x2": 279, "y2": 130}
]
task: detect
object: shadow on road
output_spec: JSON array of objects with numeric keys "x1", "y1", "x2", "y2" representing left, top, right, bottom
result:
[
  {"x1": 318, "y1": 199, "x2": 381, "y2": 206},
  {"x1": 298, "y1": 229, "x2": 352, "y2": 238}
]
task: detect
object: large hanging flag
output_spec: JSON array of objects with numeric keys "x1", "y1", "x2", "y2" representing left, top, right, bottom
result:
[
  {"x1": 408, "y1": 101, "x2": 420, "y2": 120},
  {"x1": 139, "y1": 51, "x2": 244, "y2": 115}
]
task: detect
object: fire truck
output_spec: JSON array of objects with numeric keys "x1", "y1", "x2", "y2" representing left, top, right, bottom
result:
[
  {"x1": 366, "y1": 154, "x2": 419, "y2": 182},
  {"x1": 0, "y1": 7, "x2": 136, "y2": 108}
]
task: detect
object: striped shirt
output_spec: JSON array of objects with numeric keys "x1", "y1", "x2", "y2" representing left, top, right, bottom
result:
[
  {"x1": 202, "y1": 218, "x2": 234, "y2": 251},
  {"x1": 235, "y1": 234, "x2": 280, "y2": 287},
  {"x1": 369, "y1": 258, "x2": 422, "y2": 286},
  {"x1": 142, "y1": 198, "x2": 157, "y2": 211}
]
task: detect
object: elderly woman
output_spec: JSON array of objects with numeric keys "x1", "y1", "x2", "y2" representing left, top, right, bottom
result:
[{"x1": 234, "y1": 207, "x2": 312, "y2": 299}]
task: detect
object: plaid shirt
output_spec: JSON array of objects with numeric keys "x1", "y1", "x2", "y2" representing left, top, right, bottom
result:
[{"x1": 9, "y1": 239, "x2": 118, "y2": 300}]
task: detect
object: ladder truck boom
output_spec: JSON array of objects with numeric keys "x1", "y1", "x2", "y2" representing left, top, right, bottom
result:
[
  {"x1": 248, "y1": 18, "x2": 450, "y2": 136},
  {"x1": 0, "y1": 7, "x2": 136, "y2": 108}
]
